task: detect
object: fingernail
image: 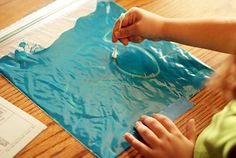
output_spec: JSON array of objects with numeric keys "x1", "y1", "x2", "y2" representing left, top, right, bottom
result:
[
  {"x1": 135, "y1": 121, "x2": 141, "y2": 128},
  {"x1": 140, "y1": 115, "x2": 146, "y2": 120},
  {"x1": 189, "y1": 119, "x2": 195, "y2": 123},
  {"x1": 115, "y1": 32, "x2": 120, "y2": 37},
  {"x1": 125, "y1": 132, "x2": 132, "y2": 136},
  {"x1": 152, "y1": 113, "x2": 158, "y2": 118},
  {"x1": 124, "y1": 41, "x2": 128, "y2": 46}
]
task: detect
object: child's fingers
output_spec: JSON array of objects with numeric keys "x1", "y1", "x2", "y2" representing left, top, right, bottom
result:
[
  {"x1": 113, "y1": 10, "x2": 139, "y2": 43},
  {"x1": 112, "y1": 11, "x2": 131, "y2": 43},
  {"x1": 128, "y1": 36, "x2": 144, "y2": 43},
  {"x1": 120, "y1": 36, "x2": 143, "y2": 45},
  {"x1": 185, "y1": 119, "x2": 197, "y2": 143},
  {"x1": 152, "y1": 114, "x2": 180, "y2": 133},
  {"x1": 124, "y1": 132, "x2": 151, "y2": 157},
  {"x1": 135, "y1": 121, "x2": 160, "y2": 147},
  {"x1": 112, "y1": 34, "x2": 118, "y2": 43},
  {"x1": 112, "y1": 19, "x2": 121, "y2": 42},
  {"x1": 119, "y1": 38, "x2": 129, "y2": 45},
  {"x1": 120, "y1": 12, "x2": 131, "y2": 27},
  {"x1": 140, "y1": 115, "x2": 169, "y2": 138},
  {"x1": 115, "y1": 24, "x2": 138, "y2": 39}
]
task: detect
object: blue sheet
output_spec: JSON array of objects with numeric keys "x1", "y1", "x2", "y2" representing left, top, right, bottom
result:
[{"x1": 0, "y1": 2, "x2": 213, "y2": 157}]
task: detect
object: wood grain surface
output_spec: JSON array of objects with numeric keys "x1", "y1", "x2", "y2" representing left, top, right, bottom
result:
[
  {"x1": 0, "y1": 0, "x2": 54, "y2": 29},
  {"x1": 0, "y1": 0, "x2": 235, "y2": 157}
]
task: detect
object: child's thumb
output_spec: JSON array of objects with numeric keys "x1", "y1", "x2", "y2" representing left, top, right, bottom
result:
[
  {"x1": 115, "y1": 25, "x2": 137, "y2": 39},
  {"x1": 186, "y1": 119, "x2": 197, "y2": 143}
]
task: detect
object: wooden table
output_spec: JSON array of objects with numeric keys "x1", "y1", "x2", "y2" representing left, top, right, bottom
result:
[{"x1": 0, "y1": 0, "x2": 235, "y2": 157}]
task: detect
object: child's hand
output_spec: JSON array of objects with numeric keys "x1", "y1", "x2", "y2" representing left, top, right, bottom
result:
[
  {"x1": 124, "y1": 114, "x2": 196, "y2": 158},
  {"x1": 112, "y1": 7, "x2": 165, "y2": 45}
]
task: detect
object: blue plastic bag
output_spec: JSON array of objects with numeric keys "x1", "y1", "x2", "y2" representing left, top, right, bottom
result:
[{"x1": 0, "y1": 2, "x2": 213, "y2": 157}]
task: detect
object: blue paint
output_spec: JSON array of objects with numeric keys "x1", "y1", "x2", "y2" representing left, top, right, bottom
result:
[
  {"x1": 0, "y1": 2, "x2": 213, "y2": 158},
  {"x1": 19, "y1": 41, "x2": 26, "y2": 48},
  {"x1": 115, "y1": 45, "x2": 160, "y2": 78}
]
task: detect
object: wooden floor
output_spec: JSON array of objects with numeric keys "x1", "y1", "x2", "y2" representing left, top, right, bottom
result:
[{"x1": 0, "y1": 0, "x2": 235, "y2": 157}]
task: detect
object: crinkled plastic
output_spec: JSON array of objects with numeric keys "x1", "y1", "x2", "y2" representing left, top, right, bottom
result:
[
  {"x1": 0, "y1": 0, "x2": 97, "y2": 57},
  {"x1": 0, "y1": 2, "x2": 213, "y2": 158}
]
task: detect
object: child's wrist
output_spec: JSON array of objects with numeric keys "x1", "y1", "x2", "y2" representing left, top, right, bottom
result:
[{"x1": 158, "y1": 17, "x2": 169, "y2": 41}]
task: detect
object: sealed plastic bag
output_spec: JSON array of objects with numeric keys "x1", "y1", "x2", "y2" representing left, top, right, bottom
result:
[{"x1": 0, "y1": 2, "x2": 213, "y2": 157}]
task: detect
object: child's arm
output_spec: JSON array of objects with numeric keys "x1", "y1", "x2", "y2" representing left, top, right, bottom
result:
[
  {"x1": 162, "y1": 18, "x2": 236, "y2": 54},
  {"x1": 112, "y1": 7, "x2": 236, "y2": 54}
]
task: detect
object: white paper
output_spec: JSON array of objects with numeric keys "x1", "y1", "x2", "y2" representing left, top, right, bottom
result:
[{"x1": 0, "y1": 97, "x2": 46, "y2": 158}]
